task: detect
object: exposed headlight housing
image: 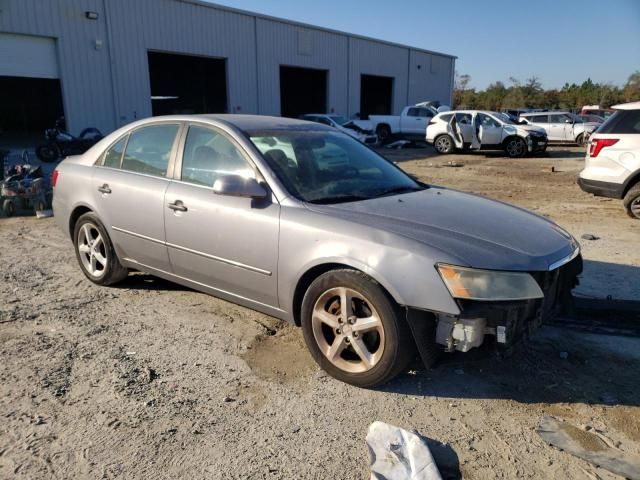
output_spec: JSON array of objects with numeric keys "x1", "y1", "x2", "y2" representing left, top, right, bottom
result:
[{"x1": 436, "y1": 264, "x2": 544, "y2": 301}]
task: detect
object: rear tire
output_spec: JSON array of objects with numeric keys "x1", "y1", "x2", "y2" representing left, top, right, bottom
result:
[
  {"x1": 376, "y1": 124, "x2": 392, "y2": 143},
  {"x1": 301, "y1": 269, "x2": 414, "y2": 388},
  {"x1": 73, "y1": 212, "x2": 128, "y2": 285},
  {"x1": 623, "y1": 183, "x2": 640, "y2": 220},
  {"x1": 434, "y1": 134, "x2": 454, "y2": 154},
  {"x1": 504, "y1": 137, "x2": 526, "y2": 158},
  {"x1": 2, "y1": 199, "x2": 16, "y2": 217},
  {"x1": 575, "y1": 133, "x2": 586, "y2": 147}
]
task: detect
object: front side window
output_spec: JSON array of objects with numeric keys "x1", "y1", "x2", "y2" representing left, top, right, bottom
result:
[
  {"x1": 102, "y1": 136, "x2": 128, "y2": 168},
  {"x1": 249, "y1": 130, "x2": 423, "y2": 203},
  {"x1": 478, "y1": 113, "x2": 500, "y2": 128},
  {"x1": 121, "y1": 124, "x2": 179, "y2": 177},
  {"x1": 181, "y1": 126, "x2": 254, "y2": 187}
]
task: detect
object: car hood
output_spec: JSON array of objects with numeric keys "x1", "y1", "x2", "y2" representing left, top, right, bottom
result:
[
  {"x1": 510, "y1": 124, "x2": 546, "y2": 135},
  {"x1": 306, "y1": 187, "x2": 578, "y2": 271}
]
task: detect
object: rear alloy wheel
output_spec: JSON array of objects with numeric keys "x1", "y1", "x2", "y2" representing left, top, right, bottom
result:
[
  {"x1": 505, "y1": 137, "x2": 526, "y2": 158},
  {"x1": 301, "y1": 269, "x2": 414, "y2": 387},
  {"x1": 623, "y1": 184, "x2": 640, "y2": 220},
  {"x1": 73, "y1": 212, "x2": 128, "y2": 285},
  {"x1": 434, "y1": 134, "x2": 454, "y2": 154},
  {"x1": 575, "y1": 133, "x2": 586, "y2": 147}
]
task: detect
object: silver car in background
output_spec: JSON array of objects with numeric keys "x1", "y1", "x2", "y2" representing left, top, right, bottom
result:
[{"x1": 52, "y1": 115, "x2": 582, "y2": 387}]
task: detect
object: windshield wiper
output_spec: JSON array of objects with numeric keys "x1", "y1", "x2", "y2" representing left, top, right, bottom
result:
[
  {"x1": 372, "y1": 185, "x2": 425, "y2": 198},
  {"x1": 308, "y1": 194, "x2": 370, "y2": 204}
]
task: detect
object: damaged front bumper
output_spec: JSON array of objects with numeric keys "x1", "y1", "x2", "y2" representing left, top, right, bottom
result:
[
  {"x1": 527, "y1": 133, "x2": 548, "y2": 153},
  {"x1": 433, "y1": 254, "x2": 582, "y2": 354}
]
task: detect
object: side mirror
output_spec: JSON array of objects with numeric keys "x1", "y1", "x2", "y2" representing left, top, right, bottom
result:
[
  {"x1": 213, "y1": 174, "x2": 268, "y2": 199},
  {"x1": 565, "y1": 119, "x2": 573, "y2": 124}
]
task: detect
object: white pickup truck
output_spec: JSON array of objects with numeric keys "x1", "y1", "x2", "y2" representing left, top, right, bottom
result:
[{"x1": 357, "y1": 104, "x2": 449, "y2": 142}]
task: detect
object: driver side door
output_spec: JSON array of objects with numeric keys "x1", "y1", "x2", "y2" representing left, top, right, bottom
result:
[
  {"x1": 476, "y1": 113, "x2": 503, "y2": 147},
  {"x1": 163, "y1": 124, "x2": 280, "y2": 307}
]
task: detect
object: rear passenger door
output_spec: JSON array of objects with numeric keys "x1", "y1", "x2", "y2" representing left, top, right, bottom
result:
[
  {"x1": 548, "y1": 114, "x2": 572, "y2": 141},
  {"x1": 93, "y1": 122, "x2": 181, "y2": 271},
  {"x1": 163, "y1": 124, "x2": 280, "y2": 307}
]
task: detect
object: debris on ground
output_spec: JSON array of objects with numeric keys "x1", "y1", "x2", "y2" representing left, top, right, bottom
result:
[
  {"x1": 366, "y1": 421, "x2": 442, "y2": 480},
  {"x1": 536, "y1": 416, "x2": 640, "y2": 480},
  {"x1": 443, "y1": 161, "x2": 464, "y2": 168},
  {"x1": 385, "y1": 140, "x2": 414, "y2": 149},
  {"x1": 581, "y1": 233, "x2": 600, "y2": 241}
]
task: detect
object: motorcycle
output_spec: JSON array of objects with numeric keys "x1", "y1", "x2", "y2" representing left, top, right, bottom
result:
[{"x1": 35, "y1": 117, "x2": 103, "y2": 163}]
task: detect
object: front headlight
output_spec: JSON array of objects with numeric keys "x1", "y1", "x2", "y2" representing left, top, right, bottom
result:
[{"x1": 436, "y1": 264, "x2": 544, "y2": 301}]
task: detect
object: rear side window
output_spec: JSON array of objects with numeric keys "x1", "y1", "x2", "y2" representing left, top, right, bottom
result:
[
  {"x1": 122, "y1": 124, "x2": 179, "y2": 177},
  {"x1": 549, "y1": 114, "x2": 571, "y2": 123},
  {"x1": 597, "y1": 110, "x2": 640, "y2": 134},
  {"x1": 529, "y1": 115, "x2": 549, "y2": 123},
  {"x1": 438, "y1": 114, "x2": 453, "y2": 122},
  {"x1": 102, "y1": 136, "x2": 127, "y2": 168}
]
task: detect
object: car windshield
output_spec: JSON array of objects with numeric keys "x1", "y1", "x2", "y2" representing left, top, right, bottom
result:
[
  {"x1": 493, "y1": 112, "x2": 515, "y2": 124},
  {"x1": 329, "y1": 116, "x2": 348, "y2": 125},
  {"x1": 248, "y1": 130, "x2": 424, "y2": 203}
]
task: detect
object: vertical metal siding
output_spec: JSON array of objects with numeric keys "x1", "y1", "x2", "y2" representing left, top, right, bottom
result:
[
  {"x1": 0, "y1": 0, "x2": 454, "y2": 133},
  {"x1": 347, "y1": 38, "x2": 410, "y2": 116},
  {"x1": 408, "y1": 51, "x2": 454, "y2": 107},
  {"x1": 255, "y1": 18, "x2": 348, "y2": 116},
  {"x1": 105, "y1": 0, "x2": 257, "y2": 126},
  {"x1": 0, "y1": 0, "x2": 118, "y2": 134}
]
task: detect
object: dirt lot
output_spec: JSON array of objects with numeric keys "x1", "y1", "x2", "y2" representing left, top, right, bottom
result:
[{"x1": 1, "y1": 146, "x2": 639, "y2": 479}]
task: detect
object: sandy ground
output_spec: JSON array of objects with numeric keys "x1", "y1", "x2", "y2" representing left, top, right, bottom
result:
[{"x1": 1, "y1": 146, "x2": 639, "y2": 479}]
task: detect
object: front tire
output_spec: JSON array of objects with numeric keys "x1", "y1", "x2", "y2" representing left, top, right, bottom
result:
[
  {"x1": 434, "y1": 134, "x2": 454, "y2": 154},
  {"x1": 73, "y1": 212, "x2": 128, "y2": 285},
  {"x1": 504, "y1": 137, "x2": 526, "y2": 158},
  {"x1": 301, "y1": 269, "x2": 414, "y2": 388},
  {"x1": 623, "y1": 183, "x2": 640, "y2": 220}
]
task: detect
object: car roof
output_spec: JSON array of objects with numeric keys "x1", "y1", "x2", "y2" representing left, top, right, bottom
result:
[
  {"x1": 435, "y1": 110, "x2": 499, "y2": 116},
  {"x1": 128, "y1": 114, "x2": 332, "y2": 133},
  {"x1": 520, "y1": 111, "x2": 569, "y2": 116},
  {"x1": 612, "y1": 101, "x2": 640, "y2": 110}
]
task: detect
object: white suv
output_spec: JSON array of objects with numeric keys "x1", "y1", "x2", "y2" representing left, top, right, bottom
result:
[
  {"x1": 426, "y1": 110, "x2": 548, "y2": 158},
  {"x1": 520, "y1": 111, "x2": 599, "y2": 146},
  {"x1": 578, "y1": 102, "x2": 640, "y2": 219}
]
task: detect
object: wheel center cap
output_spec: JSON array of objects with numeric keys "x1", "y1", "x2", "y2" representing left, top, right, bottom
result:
[{"x1": 342, "y1": 323, "x2": 353, "y2": 336}]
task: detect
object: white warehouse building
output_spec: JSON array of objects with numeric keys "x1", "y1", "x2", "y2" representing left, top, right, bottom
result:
[{"x1": 0, "y1": 0, "x2": 456, "y2": 136}]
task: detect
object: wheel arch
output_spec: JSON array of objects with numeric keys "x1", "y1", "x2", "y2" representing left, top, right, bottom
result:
[
  {"x1": 291, "y1": 261, "x2": 404, "y2": 327},
  {"x1": 68, "y1": 204, "x2": 94, "y2": 238},
  {"x1": 502, "y1": 134, "x2": 524, "y2": 146},
  {"x1": 623, "y1": 170, "x2": 640, "y2": 197}
]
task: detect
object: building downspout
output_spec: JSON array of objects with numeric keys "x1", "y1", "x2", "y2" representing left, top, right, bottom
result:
[{"x1": 102, "y1": 0, "x2": 120, "y2": 131}]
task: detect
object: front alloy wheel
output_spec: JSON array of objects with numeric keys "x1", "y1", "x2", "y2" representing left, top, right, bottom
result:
[
  {"x1": 505, "y1": 137, "x2": 526, "y2": 158},
  {"x1": 301, "y1": 269, "x2": 414, "y2": 387}
]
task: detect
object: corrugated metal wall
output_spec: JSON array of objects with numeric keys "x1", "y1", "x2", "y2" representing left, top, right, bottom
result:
[
  {"x1": 0, "y1": 0, "x2": 455, "y2": 134},
  {"x1": 0, "y1": 0, "x2": 117, "y2": 134}
]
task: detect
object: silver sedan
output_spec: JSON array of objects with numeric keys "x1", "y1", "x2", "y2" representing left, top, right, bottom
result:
[{"x1": 52, "y1": 115, "x2": 582, "y2": 387}]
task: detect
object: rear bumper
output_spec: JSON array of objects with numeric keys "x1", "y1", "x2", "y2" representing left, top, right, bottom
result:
[{"x1": 577, "y1": 177, "x2": 624, "y2": 199}]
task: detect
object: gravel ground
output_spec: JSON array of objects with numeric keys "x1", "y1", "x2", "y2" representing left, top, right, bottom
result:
[{"x1": 1, "y1": 145, "x2": 639, "y2": 479}]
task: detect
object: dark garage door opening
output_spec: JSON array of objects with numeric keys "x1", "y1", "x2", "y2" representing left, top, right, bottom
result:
[
  {"x1": 280, "y1": 66, "x2": 327, "y2": 118},
  {"x1": 0, "y1": 76, "x2": 64, "y2": 134},
  {"x1": 360, "y1": 74, "x2": 393, "y2": 119},
  {"x1": 148, "y1": 51, "x2": 228, "y2": 116}
]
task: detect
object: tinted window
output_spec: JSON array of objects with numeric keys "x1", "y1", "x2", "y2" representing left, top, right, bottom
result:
[
  {"x1": 102, "y1": 136, "x2": 127, "y2": 168},
  {"x1": 439, "y1": 114, "x2": 453, "y2": 122},
  {"x1": 407, "y1": 108, "x2": 420, "y2": 117},
  {"x1": 181, "y1": 126, "x2": 254, "y2": 187},
  {"x1": 549, "y1": 114, "x2": 571, "y2": 123},
  {"x1": 597, "y1": 110, "x2": 640, "y2": 134},
  {"x1": 122, "y1": 124, "x2": 179, "y2": 177},
  {"x1": 455, "y1": 113, "x2": 472, "y2": 124},
  {"x1": 529, "y1": 115, "x2": 549, "y2": 123}
]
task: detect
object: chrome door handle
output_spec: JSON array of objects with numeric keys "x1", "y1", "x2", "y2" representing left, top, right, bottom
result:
[
  {"x1": 98, "y1": 184, "x2": 111, "y2": 194},
  {"x1": 168, "y1": 200, "x2": 187, "y2": 212}
]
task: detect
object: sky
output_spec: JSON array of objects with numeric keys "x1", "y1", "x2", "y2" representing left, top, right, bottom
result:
[{"x1": 210, "y1": 0, "x2": 640, "y2": 91}]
